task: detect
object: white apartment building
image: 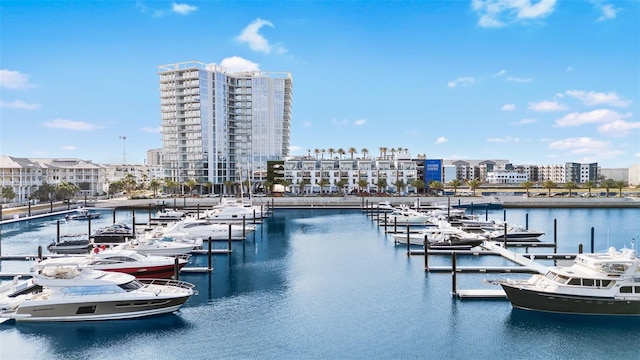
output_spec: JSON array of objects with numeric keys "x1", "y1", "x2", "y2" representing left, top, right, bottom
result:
[
  {"x1": 102, "y1": 164, "x2": 164, "y2": 192},
  {"x1": 486, "y1": 170, "x2": 530, "y2": 184},
  {"x1": 158, "y1": 61, "x2": 292, "y2": 194},
  {"x1": 283, "y1": 156, "x2": 418, "y2": 194},
  {"x1": 0, "y1": 156, "x2": 107, "y2": 202}
]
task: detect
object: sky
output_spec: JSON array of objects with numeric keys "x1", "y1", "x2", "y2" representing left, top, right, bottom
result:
[{"x1": 1, "y1": 0, "x2": 638, "y2": 168}]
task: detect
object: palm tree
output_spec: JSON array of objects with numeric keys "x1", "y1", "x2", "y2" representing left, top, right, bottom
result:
[
  {"x1": 150, "y1": 178, "x2": 162, "y2": 197},
  {"x1": 542, "y1": 180, "x2": 556, "y2": 197},
  {"x1": 614, "y1": 180, "x2": 628, "y2": 197},
  {"x1": 184, "y1": 179, "x2": 198, "y2": 196},
  {"x1": 337, "y1": 148, "x2": 346, "y2": 159},
  {"x1": 204, "y1": 181, "x2": 213, "y2": 195},
  {"x1": 314, "y1": 148, "x2": 320, "y2": 160},
  {"x1": 164, "y1": 179, "x2": 178, "y2": 195},
  {"x1": 379, "y1": 147, "x2": 387, "y2": 159},
  {"x1": 321, "y1": 149, "x2": 326, "y2": 159},
  {"x1": 336, "y1": 179, "x2": 348, "y2": 194},
  {"x1": 467, "y1": 179, "x2": 481, "y2": 196},
  {"x1": 394, "y1": 179, "x2": 406, "y2": 194},
  {"x1": 448, "y1": 179, "x2": 463, "y2": 195},
  {"x1": 357, "y1": 179, "x2": 369, "y2": 195},
  {"x1": 122, "y1": 173, "x2": 137, "y2": 195},
  {"x1": 1, "y1": 186, "x2": 16, "y2": 203},
  {"x1": 57, "y1": 182, "x2": 80, "y2": 201},
  {"x1": 348, "y1": 147, "x2": 357, "y2": 159},
  {"x1": 361, "y1": 148, "x2": 369, "y2": 159},
  {"x1": 328, "y1": 148, "x2": 335, "y2": 160},
  {"x1": 376, "y1": 178, "x2": 388, "y2": 193},
  {"x1": 582, "y1": 180, "x2": 595, "y2": 197},
  {"x1": 318, "y1": 178, "x2": 330, "y2": 194},
  {"x1": 390, "y1": 148, "x2": 396, "y2": 159},
  {"x1": 411, "y1": 179, "x2": 426, "y2": 195},
  {"x1": 521, "y1": 181, "x2": 535, "y2": 197},
  {"x1": 429, "y1": 180, "x2": 443, "y2": 195},
  {"x1": 563, "y1": 181, "x2": 578, "y2": 197},
  {"x1": 602, "y1": 179, "x2": 616, "y2": 197},
  {"x1": 223, "y1": 180, "x2": 235, "y2": 196}
]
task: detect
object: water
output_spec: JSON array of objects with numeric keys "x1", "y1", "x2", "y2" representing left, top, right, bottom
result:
[{"x1": 1, "y1": 207, "x2": 639, "y2": 359}]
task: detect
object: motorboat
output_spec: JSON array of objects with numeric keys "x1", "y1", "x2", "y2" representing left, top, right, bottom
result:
[
  {"x1": 391, "y1": 221, "x2": 486, "y2": 248},
  {"x1": 384, "y1": 206, "x2": 430, "y2": 225},
  {"x1": 91, "y1": 222, "x2": 135, "y2": 244},
  {"x1": 500, "y1": 247, "x2": 640, "y2": 316},
  {"x1": 200, "y1": 204, "x2": 265, "y2": 222},
  {"x1": 483, "y1": 224, "x2": 544, "y2": 242},
  {"x1": 154, "y1": 208, "x2": 185, "y2": 220},
  {"x1": 161, "y1": 217, "x2": 256, "y2": 240},
  {"x1": 65, "y1": 208, "x2": 102, "y2": 221},
  {"x1": 363, "y1": 201, "x2": 396, "y2": 213},
  {"x1": 47, "y1": 234, "x2": 92, "y2": 254},
  {"x1": 35, "y1": 249, "x2": 189, "y2": 279},
  {"x1": 117, "y1": 237, "x2": 201, "y2": 256},
  {"x1": 0, "y1": 267, "x2": 195, "y2": 323}
]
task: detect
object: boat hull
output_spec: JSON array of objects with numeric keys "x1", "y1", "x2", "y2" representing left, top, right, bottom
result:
[
  {"x1": 501, "y1": 283, "x2": 640, "y2": 316},
  {"x1": 13, "y1": 295, "x2": 191, "y2": 322},
  {"x1": 89, "y1": 264, "x2": 186, "y2": 279}
]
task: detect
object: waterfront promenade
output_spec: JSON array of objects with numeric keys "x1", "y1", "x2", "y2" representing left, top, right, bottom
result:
[{"x1": 1, "y1": 194, "x2": 638, "y2": 222}]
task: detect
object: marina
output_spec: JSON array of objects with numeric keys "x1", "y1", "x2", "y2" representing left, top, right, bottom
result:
[{"x1": 0, "y1": 205, "x2": 638, "y2": 359}]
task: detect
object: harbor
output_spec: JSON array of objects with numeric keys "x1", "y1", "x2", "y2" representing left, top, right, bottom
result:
[{"x1": 0, "y1": 204, "x2": 638, "y2": 359}]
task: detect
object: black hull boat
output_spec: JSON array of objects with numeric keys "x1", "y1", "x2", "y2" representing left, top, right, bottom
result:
[
  {"x1": 500, "y1": 247, "x2": 640, "y2": 316},
  {"x1": 48, "y1": 239, "x2": 92, "y2": 254},
  {"x1": 428, "y1": 238, "x2": 484, "y2": 250},
  {"x1": 501, "y1": 283, "x2": 640, "y2": 316}
]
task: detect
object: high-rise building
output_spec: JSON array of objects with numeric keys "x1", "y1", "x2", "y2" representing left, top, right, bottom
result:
[{"x1": 158, "y1": 61, "x2": 292, "y2": 194}]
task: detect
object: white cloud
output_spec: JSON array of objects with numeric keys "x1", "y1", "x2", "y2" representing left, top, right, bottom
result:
[
  {"x1": 332, "y1": 118, "x2": 348, "y2": 126},
  {"x1": 141, "y1": 126, "x2": 161, "y2": 133},
  {"x1": 471, "y1": 0, "x2": 557, "y2": 28},
  {"x1": 303, "y1": 121, "x2": 312, "y2": 127},
  {"x1": 501, "y1": 104, "x2": 516, "y2": 111},
  {"x1": 447, "y1": 77, "x2": 475, "y2": 88},
  {"x1": 597, "y1": 120, "x2": 640, "y2": 137},
  {"x1": 548, "y1": 137, "x2": 610, "y2": 154},
  {"x1": 236, "y1": 18, "x2": 287, "y2": 54},
  {"x1": 555, "y1": 109, "x2": 629, "y2": 127},
  {"x1": 635, "y1": 152, "x2": 640, "y2": 159},
  {"x1": 219, "y1": 56, "x2": 260, "y2": 73},
  {"x1": 435, "y1": 137, "x2": 448, "y2": 144},
  {"x1": 487, "y1": 136, "x2": 520, "y2": 143},
  {"x1": 0, "y1": 69, "x2": 35, "y2": 89},
  {"x1": 61, "y1": 145, "x2": 77, "y2": 151},
  {"x1": 42, "y1": 119, "x2": 103, "y2": 131},
  {"x1": 507, "y1": 76, "x2": 533, "y2": 83},
  {"x1": 512, "y1": 118, "x2": 537, "y2": 125},
  {"x1": 528, "y1": 100, "x2": 567, "y2": 112},
  {"x1": 172, "y1": 3, "x2": 197, "y2": 15},
  {"x1": 596, "y1": 3, "x2": 619, "y2": 21},
  {"x1": 0, "y1": 99, "x2": 39, "y2": 110},
  {"x1": 494, "y1": 69, "x2": 507, "y2": 76},
  {"x1": 565, "y1": 90, "x2": 630, "y2": 107},
  {"x1": 353, "y1": 119, "x2": 366, "y2": 126}
]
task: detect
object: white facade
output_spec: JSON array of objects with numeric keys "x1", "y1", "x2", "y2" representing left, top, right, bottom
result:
[
  {"x1": 102, "y1": 164, "x2": 164, "y2": 192},
  {"x1": 486, "y1": 170, "x2": 530, "y2": 184},
  {"x1": 158, "y1": 61, "x2": 292, "y2": 193},
  {"x1": 283, "y1": 156, "x2": 418, "y2": 194},
  {"x1": 0, "y1": 156, "x2": 107, "y2": 202}
]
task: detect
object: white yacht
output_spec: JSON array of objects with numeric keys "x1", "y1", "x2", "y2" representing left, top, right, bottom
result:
[
  {"x1": 0, "y1": 267, "x2": 195, "y2": 323},
  {"x1": 161, "y1": 217, "x2": 256, "y2": 240},
  {"x1": 500, "y1": 247, "x2": 640, "y2": 316}
]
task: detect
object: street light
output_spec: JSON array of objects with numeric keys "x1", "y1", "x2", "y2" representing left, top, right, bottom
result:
[{"x1": 119, "y1": 136, "x2": 127, "y2": 164}]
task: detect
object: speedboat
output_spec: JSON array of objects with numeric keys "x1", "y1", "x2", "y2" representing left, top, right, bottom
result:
[
  {"x1": 154, "y1": 208, "x2": 185, "y2": 220},
  {"x1": 91, "y1": 222, "x2": 135, "y2": 244},
  {"x1": 391, "y1": 221, "x2": 486, "y2": 248},
  {"x1": 35, "y1": 249, "x2": 189, "y2": 279},
  {"x1": 201, "y1": 204, "x2": 265, "y2": 222},
  {"x1": 500, "y1": 247, "x2": 640, "y2": 316},
  {"x1": 385, "y1": 206, "x2": 430, "y2": 225},
  {"x1": 484, "y1": 224, "x2": 544, "y2": 242},
  {"x1": 117, "y1": 237, "x2": 201, "y2": 256},
  {"x1": 47, "y1": 234, "x2": 92, "y2": 254},
  {"x1": 65, "y1": 208, "x2": 102, "y2": 221},
  {"x1": 161, "y1": 217, "x2": 256, "y2": 240},
  {"x1": 0, "y1": 267, "x2": 195, "y2": 323}
]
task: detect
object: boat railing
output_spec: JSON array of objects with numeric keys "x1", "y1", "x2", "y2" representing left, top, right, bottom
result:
[{"x1": 139, "y1": 278, "x2": 195, "y2": 290}]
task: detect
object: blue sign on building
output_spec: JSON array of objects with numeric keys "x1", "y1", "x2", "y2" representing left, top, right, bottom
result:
[{"x1": 424, "y1": 159, "x2": 442, "y2": 188}]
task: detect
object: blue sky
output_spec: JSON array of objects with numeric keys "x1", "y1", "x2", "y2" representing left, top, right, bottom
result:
[{"x1": 1, "y1": 0, "x2": 638, "y2": 168}]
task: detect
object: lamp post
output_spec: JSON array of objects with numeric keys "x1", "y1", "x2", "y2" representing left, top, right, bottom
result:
[{"x1": 119, "y1": 135, "x2": 127, "y2": 164}]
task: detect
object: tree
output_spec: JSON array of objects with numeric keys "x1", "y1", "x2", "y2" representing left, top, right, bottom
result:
[
  {"x1": 394, "y1": 179, "x2": 406, "y2": 194},
  {"x1": 602, "y1": 179, "x2": 616, "y2": 197},
  {"x1": 122, "y1": 173, "x2": 137, "y2": 195},
  {"x1": 337, "y1": 148, "x2": 346, "y2": 159},
  {"x1": 582, "y1": 180, "x2": 595, "y2": 197},
  {"x1": 361, "y1": 148, "x2": 369, "y2": 159},
  {"x1": 447, "y1": 179, "x2": 463, "y2": 195},
  {"x1": 563, "y1": 181, "x2": 578, "y2": 197},
  {"x1": 223, "y1": 180, "x2": 235, "y2": 196},
  {"x1": 318, "y1": 178, "x2": 330, "y2": 194},
  {"x1": 542, "y1": 180, "x2": 556, "y2": 197},
  {"x1": 376, "y1": 178, "x2": 388, "y2": 193},
  {"x1": 314, "y1": 148, "x2": 320, "y2": 160},
  {"x1": 521, "y1": 181, "x2": 535, "y2": 197},
  {"x1": 33, "y1": 182, "x2": 57, "y2": 201},
  {"x1": 57, "y1": 182, "x2": 79, "y2": 201},
  {"x1": 614, "y1": 180, "x2": 627, "y2": 197},
  {"x1": 150, "y1": 179, "x2": 162, "y2": 197},
  {"x1": 184, "y1": 179, "x2": 198, "y2": 196},
  {"x1": 336, "y1": 179, "x2": 348, "y2": 194},
  {"x1": 164, "y1": 179, "x2": 179, "y2": 195},
  {"x1": 327, "y1": 148, "x2": 335, "y2": 160},
  {"x1": 429, "y1": 181, "x2": 443, "y2": 195},
  {"x1": 1, "y1": 186, "x2": 16, "y2": 203},
  {"x1": 379, "y1": 147, "x2": 387, "y2": 158},
  {"x1": 357, "y1": 179, "x2": 369, "y2": 194},
  {"x1": 411, "y1": 179, "x2": 426, "y2": 195},
  {"x1": 348, "y1": 147, "x2": 357, "y2": 159},
  {"x1": 204, "y1": 181, "x2": 213, "y2": 195},
  {"x1": 467, "y1": 179, "x2": 482, "y2": 196}
]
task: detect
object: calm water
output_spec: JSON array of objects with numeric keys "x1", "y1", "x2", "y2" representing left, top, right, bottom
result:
[{"x1": 1, "y1": 207, "x2": 639, "y2": 359}]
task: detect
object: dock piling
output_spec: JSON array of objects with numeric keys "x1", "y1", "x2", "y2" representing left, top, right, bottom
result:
[
  {"x1": 38, "y1": 245, "x2": 42, "y2": 260},
  {"x1": 406, "y1": 223, "x2": 410, "y2": 255},
  {"x1": 228, "y1": 224, "x2": 232, "y2": 253},
  {"x1": 423, "y1": 236, "x2": 428, "y2": 271},
  {"x1": 590, "y1": 227, "x2": 594, "y2": 253},
  {"x1": 578, "y1": 243, "x2": 583, "y2": 254},
  {"x1": 173, "y1": 257, "x2": 179, "y2": 280},
  {"x1": 451, "y1": 252, "x2": 457, "y2": 297},
  {"x1": 207, "y1": 236, "x2": 212, "y2": 271}
]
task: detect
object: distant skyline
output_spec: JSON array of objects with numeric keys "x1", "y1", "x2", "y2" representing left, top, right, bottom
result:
[{"x1": 1, "y1": 1, "x2": 638, "y2": 168}]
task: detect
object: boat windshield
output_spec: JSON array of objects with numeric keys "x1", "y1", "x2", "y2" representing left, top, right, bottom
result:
[
  {"x1": 61, "y1": 285, "x2": 123, "y2": 296},
  {"x1": 118, "y1": 280, "x2": 144, "y2": 292}
]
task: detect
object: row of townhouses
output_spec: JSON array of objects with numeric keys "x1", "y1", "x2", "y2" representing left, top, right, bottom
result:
[{"x1": 1, "y1": 154, "x2": 637, "y2": 202}]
